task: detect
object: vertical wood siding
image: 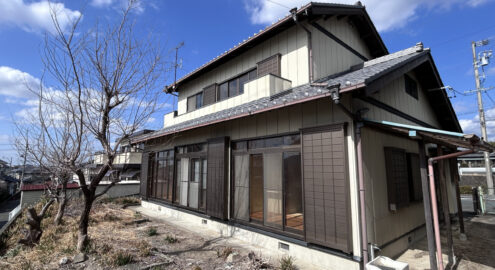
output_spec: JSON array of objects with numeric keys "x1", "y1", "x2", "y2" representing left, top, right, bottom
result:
[
  {"x1": 206, "y1": 137, "x2": 229, "y2": 219},
  {"x1": 311, "y1": 17, "x2": 371, "y2": 81},
  {"x1": 302, "y1": 124, "x2": 350, "y2": 253},
  {"x1": 176, "y1": 26, "x2": 309, "y2": 115}
]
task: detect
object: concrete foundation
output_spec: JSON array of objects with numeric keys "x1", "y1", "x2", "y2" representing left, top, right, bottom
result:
[{"x1": 141, "y1": 200, "x2": 360, "y2": 270}]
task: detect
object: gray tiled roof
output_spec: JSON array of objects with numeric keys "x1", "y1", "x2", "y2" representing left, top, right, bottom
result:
[{"x1": 134, "y1": 44, "x2": 427, "y2": 142}]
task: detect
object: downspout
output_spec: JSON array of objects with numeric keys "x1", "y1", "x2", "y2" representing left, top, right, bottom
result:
[
  {"x1": 427, "y1": 149, "x2": 474, "y2": 270},
  {"x1": 291, "y1": 8, "x2": 313, "y2": 83},
  {"x1": 355, "y1": 121, "x2": 369, "y2": 265},
  {"x1": 329, "y1": 84, "x2": 369, "y2": 265}
]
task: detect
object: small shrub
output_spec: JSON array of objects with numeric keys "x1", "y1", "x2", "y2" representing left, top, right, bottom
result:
[
  {"x1": 134, "y1": 211, "x2": 142, "y2": 218},
  {"x1": 113, "y1": 251, "x2": 133, "y2": 266},
  {"x1": 146, "y1": 227, "x2": 158, "y2": 236},
  {"x1": 137, "y1": 240, "x2": 152, "y2": 257},
  {"x1": 279, "y1": 256, "x2": 296, "y2": 270},
  {"x1": 5, "y1": 245, "x2": 21, "y2": 258},
  {"x1": 103, "y1": 213, "x2": 121, "y2": 222},
  {"x1": 164, "y1": 235, "x2": 178, "y2": 244},
  {"x1": 193, "y1": 266, "x2": 202, "y2": 270},
  {"x1": 100, "y1": 243, "x2": 112, "y2": 253},
  {"x1": 217, "y1": 247, "x2": 233, "y2": 258}
]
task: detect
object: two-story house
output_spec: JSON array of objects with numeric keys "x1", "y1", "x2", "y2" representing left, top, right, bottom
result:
[{"x1": 131, "y1": 3, "x2": 493, "y2": 269}]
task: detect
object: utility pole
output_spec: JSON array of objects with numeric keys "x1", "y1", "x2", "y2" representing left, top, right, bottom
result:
[
  {"x1": 20, "y1": 142, "x2": 28, "y2": 188},
  {"x1": 471, "y1": 40, "x2": 494, "y2": 195}
]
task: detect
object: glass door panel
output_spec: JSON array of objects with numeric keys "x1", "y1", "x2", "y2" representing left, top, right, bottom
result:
[
  {"x1": 249, "y1": 154, "x2": 264, "y2": 222},
  {"x1": 234, "y1": 155, "x2": 249, "y2": 221},
  {"x1": 263, "y1": 152, "x2": 283, "y2": 229},
  {"x1": 189, "y1": 159, "x2": 200, "y2": 209},
  {"x1": 179, "y1": 158, "x2": 189, "y2": 206},
  {"x1": 283, "y1": 152, "x2": 303, "y2": 232}
]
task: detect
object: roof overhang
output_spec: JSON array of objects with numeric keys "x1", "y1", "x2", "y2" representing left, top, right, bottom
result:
[
  {"x1": 364, "y1": 119, "x2": 494, "y2": 152},
  {"x1": 166, "y1": 2, "x2": 388, "y2": 93}
]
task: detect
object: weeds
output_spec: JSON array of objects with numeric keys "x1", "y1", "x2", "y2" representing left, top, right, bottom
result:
[
  {"x1": 279, "y1": 256, "x2": 296, "y2": 270},
  {"x1": 164, "y1": 235, "x2": 178, "y2": 244},
  {"x1": 112, "y1": 251, "x2": 134, "y2": 266},
  {"x1": 217, "y1": 246, "x2": 233, "y2": 258},
  {"x1": 193, "y1": 266, "x2": 202, "y2": 270},
  {"x1": 146, "y1": 227, "x2": 158, "y2": 236},
  {"x1": 137, "y1": 240, "x2": 152, "y2": 257},
  {"x1": 5, "y1": 245, "x2": 21, "y2": 258}
]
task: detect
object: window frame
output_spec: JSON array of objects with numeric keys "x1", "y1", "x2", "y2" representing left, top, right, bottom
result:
[
  {"x1": 187, "y1": 91, "x2": 204, "y2": 112},
  {"x1": 404, "y1": 74, "x2": 418, "y2": 100}
]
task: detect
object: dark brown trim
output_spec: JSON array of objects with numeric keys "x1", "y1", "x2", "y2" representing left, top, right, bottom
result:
[
  {"x1": 299, "y1": 122, "x2": 347, "y2": 133},
  {"x1": 256, "y1": 53, "x2": 282, "y2": 65},
  {"x1": 310, "y1": 22, "x2": 368, "y2": 61},
  {"x1": 356, "y1": 95, "x2": 434, "y2": 128}
]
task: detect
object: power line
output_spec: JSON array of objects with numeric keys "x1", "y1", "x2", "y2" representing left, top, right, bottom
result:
[{"x1": 265, "y1": 0, "x2": 291, "y2": 9}]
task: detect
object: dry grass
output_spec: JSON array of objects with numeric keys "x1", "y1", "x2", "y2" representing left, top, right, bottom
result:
[{"x1": 0, "y1": 197, "x2": 150, "y2": 269}]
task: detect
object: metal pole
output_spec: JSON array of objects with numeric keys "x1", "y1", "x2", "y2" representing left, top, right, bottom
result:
[
  {"x1": 472, "y1": 41, "x2": 494, "y2": 195},
  {"x1": 428, "y1": 149, "x2": 474, "y2": 270},
  {"x1": 436, "y1": 147, "x2": 454, "y2": 267},
  {"x1": 418, "y1": 141, "x2": 437, "y2": 270},
  {"x1": 355, "y1": 122, "x2": 368, "y2": 265},
  {"x1": 451, "y1": 159, "x2": 465, "y2": 235}
]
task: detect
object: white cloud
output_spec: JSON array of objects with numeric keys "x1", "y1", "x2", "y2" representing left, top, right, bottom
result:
[
  {"x1": 0, "y1": 66, "x2": 40, "y2": 98},
  {"x1": 146, "y1": 117, "x2": 156, "y2": 123},
  {"x1": 459, "y1": 106, "x2": 495, "y2": 141},
  {"x1": 244, "y1": 0, "x2": 493, "y2": 32},
  {"x1": 90, "y1": 0, "x2": 145, "y2": 14},
  {"x1": 0, "y1": 134, "x2": 10, "y2": 144},
  {"x1": 0, "y1": 0, "x2": 81, "y2": 34}
]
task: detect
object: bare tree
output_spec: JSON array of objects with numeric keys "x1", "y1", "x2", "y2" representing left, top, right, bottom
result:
[{"x1": 42, "y1": 0, "x2": 165, "y2": 251}]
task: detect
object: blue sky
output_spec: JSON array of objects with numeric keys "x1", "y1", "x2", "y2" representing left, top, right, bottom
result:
[{"x1": 1, "y1": 0, "x2": 495, "y2": 163}]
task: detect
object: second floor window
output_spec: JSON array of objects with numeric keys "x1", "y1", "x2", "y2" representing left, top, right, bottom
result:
[
  {"x1": 187, "y1": 92, "x2": 203, "y2": 112},
  {"x1": 218, "y1": 69, "x2": 257, "y2": 101}
]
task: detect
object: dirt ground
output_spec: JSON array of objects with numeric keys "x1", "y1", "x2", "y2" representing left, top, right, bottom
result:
[
  {"x1": 0, "y1": 198, "x2": 280, "y2": 270},
  {"x1": 397, "y1": 214, "x2": 495, "y2": 270}
]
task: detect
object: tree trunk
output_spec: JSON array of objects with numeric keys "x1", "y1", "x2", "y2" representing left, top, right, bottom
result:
[
  {"x1": 77, "y1": 193, "x2": 94, "y2": 252},
  {"x1": 54, "y1": 182, "x2": 68, "y2": 225},
  {"x1": 19, "y1": 199, "x2": 54, "y2": 246}
]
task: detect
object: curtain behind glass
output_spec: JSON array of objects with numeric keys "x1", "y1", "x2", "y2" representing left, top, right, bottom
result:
[
  {"x1": 263, "y1": 152, "x2": 283, "y2": 229},
  {"x1": 234, "y1": 155, "x2": 249, "y2": 221}
]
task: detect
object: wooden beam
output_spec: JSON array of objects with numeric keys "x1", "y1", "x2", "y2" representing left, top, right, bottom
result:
[
  {"x1": 450, "y1": 158, "x2": 465, "y2": 234},
  {"x1": 419, "y1": 141, "x2": 438, "y2": 270},
  {"x1": 437, "y1": 147, "x2": 454, "y2": 267}
]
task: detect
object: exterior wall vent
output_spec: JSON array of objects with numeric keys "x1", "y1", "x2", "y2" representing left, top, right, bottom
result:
[
  {"x1": 202, "y1": 219, "x2": 207, "y2": 225},
  {"x1": 278, "y1": 242, "x2": 290, "y2": 251}
]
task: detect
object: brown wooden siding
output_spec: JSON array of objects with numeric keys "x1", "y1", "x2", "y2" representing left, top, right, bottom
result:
[
  {"x1": 206, "y1": 137, "x2": 229, "y2": 219},
  {"x1": 302, "y1": 124, "x2": 350, "y2": 253},
  {"x1": 140, "y1": 152, "x2": 149, "y2": 198}
]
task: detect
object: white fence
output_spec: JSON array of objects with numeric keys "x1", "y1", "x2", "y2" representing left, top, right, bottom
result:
[{"x1": 8, "y1": 204, "x2": 21, "y2": 221}]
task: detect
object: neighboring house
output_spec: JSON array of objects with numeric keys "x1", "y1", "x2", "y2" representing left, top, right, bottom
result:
[
  {"x1": 10, "y1": 165, "x2": 51, "y2": 185},
  {"x1": 130, "y1": 3, "x2": 492, "y2": 269},
  {"x1": 0, "y1": 172, "x2": 18, "y2": 196}
]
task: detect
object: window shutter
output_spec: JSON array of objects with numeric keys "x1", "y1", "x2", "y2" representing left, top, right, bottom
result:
[
  {"x1": 257, "y1": 54, "x2": 281, "y2": 77},
  {"x1": 384, "y1": 147, "x2": 410, "y2": 211},
  {"x1": 203, "y1": 84, "x2": 217, "y2": 106},
  {"x1": 140, "y1": 152, "x2": 150, "y2": 199},
  {"x1": 206, "y1": 137, "x2": 229, "y2": 219},
  {"x1": 302, "y1": 124, "x2": 350, "y2": 253},
  {"x1": 187, "y1": 95, "x2": 196, "y2": 112}
]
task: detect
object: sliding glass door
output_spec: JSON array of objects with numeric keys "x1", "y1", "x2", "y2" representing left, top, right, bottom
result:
[{"x1": 233, "y1": 134, "x2": 304, "y2": 234}]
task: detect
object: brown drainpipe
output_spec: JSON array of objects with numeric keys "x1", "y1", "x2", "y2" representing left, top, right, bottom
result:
[
  {"x1": 291, "y1": 8, "x2": 313, "y2": 83},
  {"x1": 427, "y1": 148, "x2": 474, "y2": 270}
]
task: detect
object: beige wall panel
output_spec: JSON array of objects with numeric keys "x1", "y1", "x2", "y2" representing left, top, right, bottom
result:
[
  {"x1": 311, "y1": 17, "x2": 371, "y2": 81},
  {"x1": 361, "y1": 128, "x2": 426, "y2": 246},
  {"x1": 366, "y1": 73, "x2": 440, "y2": 128}
]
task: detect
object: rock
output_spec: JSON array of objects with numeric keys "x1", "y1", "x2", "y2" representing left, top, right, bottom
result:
[
  {"x1": 226, "y1": 252, "x2": 241, "y2": 263},
  {"x1": 59, "y1": 257, "x2": 70, "y2": 265},
  {"x1": 459, "y1": 233, "x2": 467, "y2": 241},
  {"x1": 73, "y1": 253, "x2": 88, "y2": 263}
]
